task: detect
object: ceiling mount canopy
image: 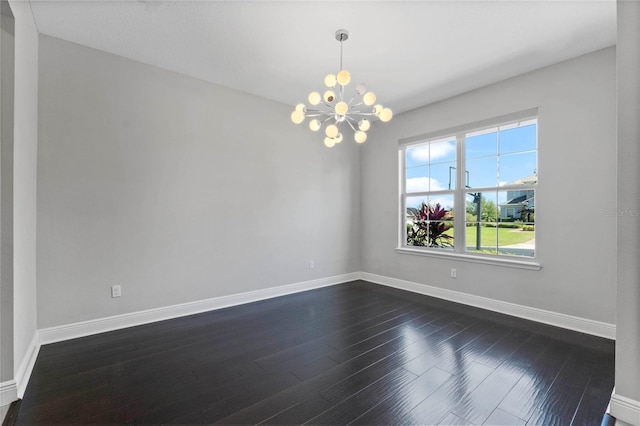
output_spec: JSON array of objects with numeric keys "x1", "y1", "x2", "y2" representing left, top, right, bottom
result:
[{"x1": 290, "y1": 29, "x2": 392, "y2": 148}]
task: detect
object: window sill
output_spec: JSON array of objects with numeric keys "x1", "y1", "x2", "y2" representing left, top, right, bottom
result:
[{"x1": 395, "y1": 247, "x2": 541, "y2": 270}]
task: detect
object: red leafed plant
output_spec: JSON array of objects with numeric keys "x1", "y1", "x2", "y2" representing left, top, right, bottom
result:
[{"x1": 407, "y1": 202, "x2": 453, "y2": 247}]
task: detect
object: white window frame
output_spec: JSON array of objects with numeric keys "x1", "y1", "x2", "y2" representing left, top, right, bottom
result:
[{"x1": 397, "y1": 109, "x2": 541, "y2": 270}]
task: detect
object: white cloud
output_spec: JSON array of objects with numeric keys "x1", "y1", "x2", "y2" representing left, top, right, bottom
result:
[
  {"x1": 409, "y1": 140, "x2": 456, "y2": 163},
  {"x1": 409, "y1": 147, "x2": 429, "y2": 162},
  {"x1": 406, "y1": 177, "x2": 445, "y2": 193},
  {"x1": 429, "y1": 140, "x2": 456, "y2": 161}
]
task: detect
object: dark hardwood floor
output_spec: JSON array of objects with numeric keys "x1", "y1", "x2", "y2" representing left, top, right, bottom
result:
[{"x1": 15, "y1": 280, "x2": 614, "y2": 425}]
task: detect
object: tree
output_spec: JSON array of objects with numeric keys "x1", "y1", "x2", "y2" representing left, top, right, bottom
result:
[
  {"x1": 465, "y1": 195, "x2": 497, "y2": 222},
  {"x1": 407, "y1": 203, "x2": 453, "y2": 248}
]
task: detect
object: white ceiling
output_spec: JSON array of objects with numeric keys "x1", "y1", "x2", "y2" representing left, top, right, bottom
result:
[{"x1": 29, "y1": 0, "x2": 616, "y2": 114}]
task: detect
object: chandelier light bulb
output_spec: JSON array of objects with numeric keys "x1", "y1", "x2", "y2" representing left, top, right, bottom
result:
[
  {"x1": 324, "y1": 74, "x2": 337, "y2": 88},
  {"x1": 335, "y1": 133, "x2": 343, "y2": 144},
  {"x1": 323, "y1": 90, "x2": 336, "y2": 103},
  {"x1": 373, "y1": 104, "x2": 383, "y2": 116},
  {"x1": 335, "y1": 101, "x2": 348, "y2": 116},
  {"x1": 358, "y1": 119, "x2": 371, "y2": 131},
  {"x1": 291, "y1": 110, "x2": 305, "y2": 124},
  {"x1": 363, "y1": 92, "x2": 376, "y2": 106},
  {"x1": 324, "y1": 137, "x2": 336, "y2": 148},
  {"x1": 355, "y1": 83, "x2": 367, "y2": 95},
  {"x1": 295, "y1": 103, "x2": 306, "y2": 112},
  {"x1": 379, "y1": 108, "x2": 393, "y2": 122},
  {"x1": 309, "y1": 119, "x2": 321, "y2": 131},
  {"x1": 308, "y1": 91, "x2": 321, "y2": 105},
  {"x1": 354, "y1": 130, "x2": 367, "y2": 143},
  {"x1": 336, "y1": 69, "x2": 351, "y2": 86},
  {"x1": 325, "y1": 124, "x2": 339, "y2": 138}
]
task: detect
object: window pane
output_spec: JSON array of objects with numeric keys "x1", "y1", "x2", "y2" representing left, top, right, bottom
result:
[
  {"x1": 498, "y1": 189, "x2": 535, "y2": 222},
  {"x1": 430, "y1": 138, "x2": 456, "y2": 163},
  {"x1": 466, "y1": 192, "x2": 499, "y2": 254},
  {"x1": 466, "y1": 191, "x2": 498, "y2": 223},
  {"x1": 405, "y1": 139, "x2": 457, "y2": 192},
  {"x1": 407, "y1": 195, "x2": 429, "y2": 210},
  {"x1": 406, "y1": 166, "x2": 429, "y2": 193},
  {"x1": 466, "y1": 129, "x2": 497, "y2": 159},
  {"x1": 497, "y1": 227, "x2": 535, "y2": 257},
  {"x1": 430, "y1": 221, "x2": 454, "y2": 249},
  {"x1": 499, "y1": 122, "x2": 536, "y2": 155},
  {"x1": 430, "y1": 162, "x2": 457, "y2": 190},
  {"x1": 497, "y1": 189, "x2": 536, "y2": 257},
  {"x1": 499, "y1": 152, "x2": 537, "y2": 185},
  {"x1": 466, "y1": 157, "x2": 498, "y2": 188},
  {"x1": 466, "y1": 223, "x2": 497, "y2": 254},
  {"x1": 406, "y1": 146, "x2": 429, "y2": 168},
  {"x1": 406, "y1": 195, "x2": 454, "y2": 249}
]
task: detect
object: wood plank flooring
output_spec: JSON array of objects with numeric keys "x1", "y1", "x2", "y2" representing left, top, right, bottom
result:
[{"x1": 14, "y1": 280, "x2": 614, "y2": 425}]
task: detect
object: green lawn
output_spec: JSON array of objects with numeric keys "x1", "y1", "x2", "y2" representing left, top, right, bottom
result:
[{"x1": 444, "y1": 226, "x2": 534, "y2": 247}]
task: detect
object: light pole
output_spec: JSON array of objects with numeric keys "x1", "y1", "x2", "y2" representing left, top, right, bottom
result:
[
  {"x1": 451, "y1": 167, "x2": 481, "y2": 250},
  {"x1": 474, "y1": 193, "x2": 482, "y2": 250}
]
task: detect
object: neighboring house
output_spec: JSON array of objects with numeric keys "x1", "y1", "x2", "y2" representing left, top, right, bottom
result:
[{"x1": 499, "y1": 173, "x2": 536, "y2": 220}]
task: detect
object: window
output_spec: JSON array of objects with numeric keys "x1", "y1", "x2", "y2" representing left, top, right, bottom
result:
[{"x1": 400, "y1": 110, "x2": 537, "y2": 261}]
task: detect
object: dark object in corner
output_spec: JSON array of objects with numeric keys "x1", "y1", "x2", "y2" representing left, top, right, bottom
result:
[
  {"x1": 2, "y1": 399, "x2": 21, "y2": 426},
  {"x1": 601, "y1": 413, "x2": 616, "y2": 426}
]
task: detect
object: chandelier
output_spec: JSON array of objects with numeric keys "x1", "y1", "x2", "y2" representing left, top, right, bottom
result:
[{"x1": 290, "y1": 29, "x2": 393, "y2": 148}]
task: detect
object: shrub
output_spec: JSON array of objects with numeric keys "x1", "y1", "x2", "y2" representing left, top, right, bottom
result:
[
  {"x1": 407, "y1": 203, "x2": 453, "y2": 248},
  {"x1": 498, "y1": 223, "x2": 520, "y2": 229}
]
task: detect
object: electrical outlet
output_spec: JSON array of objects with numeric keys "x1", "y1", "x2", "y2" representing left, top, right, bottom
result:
[
  {"x1": 309, "y1": 260, "x2": 315, "y2": 269},
  {"x1": 450, "y1": 268, "x2": 457, "y2": 278},
  {"x1": 111, "y1": 285, "x2": 122, "y2": 298}
]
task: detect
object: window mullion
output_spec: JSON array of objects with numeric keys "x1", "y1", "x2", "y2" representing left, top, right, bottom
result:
[
  {"x1": 455, "y1": 134, "x2": 465, "y2": 254},
  {"x1": 399, "y1": 148, "x2": 406, "y2": 248}
]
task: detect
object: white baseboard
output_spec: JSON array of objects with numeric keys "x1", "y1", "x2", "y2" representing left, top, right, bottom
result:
[
  {"x1": 15, "y1": 332, "x2": 41, "y2": 398},
  {"x1": 360, "y1": 272, "x2": 616, "y2": 339},
  {"x1": 0, "y1": 380, "x2": 17, "y2": 408},
  {"x1": 39, "y1": 272, "x2": 360, "y2": 345},
  {"x1": 1, "y1": 380, "x2": 17, "y2": 424},
  {"x1": 611, "y1": 393, "x2": 640, "y2": 426}
]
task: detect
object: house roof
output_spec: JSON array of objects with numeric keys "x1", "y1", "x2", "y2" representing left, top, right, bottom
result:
[
  {"x1": 508, "y1": 173, "x2": 538, "y2": 186},
  {"x1": 502, "y1": 195, "x2": 528, "y2": 206}
]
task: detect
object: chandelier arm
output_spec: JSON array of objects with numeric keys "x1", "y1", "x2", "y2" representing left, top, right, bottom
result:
[{"x1": 304, "y1": 111, "x2": 335, "y2": 118}]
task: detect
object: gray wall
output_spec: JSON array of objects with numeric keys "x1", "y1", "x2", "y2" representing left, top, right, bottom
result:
[
  {"x1": 0, "y1": 0, "x2": 14, "y2": 385},
  {"x1": 614, "y1": 0, "x2": 640, "y2": 420},
  {"x1": 2, "y1": 0, "x2": 39, "y2": 401},
  {"x1": 37, "y1": 35, "x2": 361, "y2": 329},
  {"x1": 361, "y1": 47, "x2": 617, "y2": 324},
  {"x1": 11, "y1": 0, "x2": 38, "y2": 388}
]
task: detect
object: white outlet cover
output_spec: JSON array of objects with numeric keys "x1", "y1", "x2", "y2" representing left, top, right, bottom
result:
[{"x1": 111, "y1": 285, "x2": 122, "y2": 298}]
